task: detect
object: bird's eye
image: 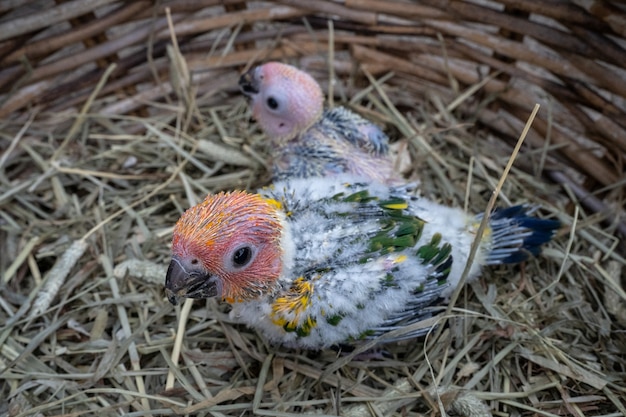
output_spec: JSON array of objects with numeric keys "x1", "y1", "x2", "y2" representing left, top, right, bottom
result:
[
  {"x1": 232, "y1": 246, "x2": 253, "y2": 267},
  {"x1": 266, "y1": 97, "x2": 279, "y2": 110}
]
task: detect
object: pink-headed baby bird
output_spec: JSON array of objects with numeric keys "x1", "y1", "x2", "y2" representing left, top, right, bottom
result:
[
  {"x1": 239, "y1": 62, "x2": 400, "y2": 183},
  {"x1": 165, "y1": 176, "x2": 560, "y2": 349}
]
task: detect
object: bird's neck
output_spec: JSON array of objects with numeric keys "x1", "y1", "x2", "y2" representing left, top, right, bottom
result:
[{"x1": 276, "y1": 211, "x2": 296, "y2": 283}]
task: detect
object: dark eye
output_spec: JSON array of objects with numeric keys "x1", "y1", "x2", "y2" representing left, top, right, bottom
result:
[
  {"x1": 266, "y1": 97, "x2": 279, "y2": 110},
  {"x1": 232, "y1": 246, "x2": 253, "y2": 267}
]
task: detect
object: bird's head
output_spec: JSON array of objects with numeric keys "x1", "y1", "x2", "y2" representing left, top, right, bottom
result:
[
  {"x1": 165, "y1": 191, "x2": 285, "y2": 305},
  {"x1": 239, "y1": 62, "x2": 324, "y2": 141}
]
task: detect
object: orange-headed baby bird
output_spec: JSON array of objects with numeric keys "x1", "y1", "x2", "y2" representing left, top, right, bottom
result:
[{"x1": 165, "y1": 176, "x2": 560, "y2": 349}]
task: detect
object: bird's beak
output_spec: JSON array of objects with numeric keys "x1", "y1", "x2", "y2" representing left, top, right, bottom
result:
[
  {"x1": 239, "y1": 69, "x2": 259, "y2": 96},
  {"x1": 164, "y1": 256, "x2": 220, "y2": 305}
]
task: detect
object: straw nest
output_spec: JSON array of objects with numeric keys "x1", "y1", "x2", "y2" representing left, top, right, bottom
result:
[{"x1": 1, "y1": 1, "x2": 625, "y2": 416}]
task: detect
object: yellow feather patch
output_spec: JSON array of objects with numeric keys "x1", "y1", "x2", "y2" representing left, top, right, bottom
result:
[
  {"x1": 271, "y1": 277, "x2": 316, "y2": 334},
  {"x1": 470, "y1": 220, "x2": 492, "y2": 242},
  {"x1": 263, "y1": 197, "x2": 283, "y2": 211},
  {"x1": 382, "y1": 201, "x2": 409, "y2": 210},
  {"x1": 394, "y1": 254, "x2": 408, "y2": 264}
]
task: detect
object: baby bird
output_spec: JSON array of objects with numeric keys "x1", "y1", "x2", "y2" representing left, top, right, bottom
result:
[
  {"x1": 239, "y1": 62, "x2": 399, "y2": 183},
  {"x1": 165, "y1": 176, "x2": 560, "y2": 349}
]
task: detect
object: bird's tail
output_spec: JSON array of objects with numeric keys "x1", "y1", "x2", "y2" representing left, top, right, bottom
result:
[{"x1": 481, "y1": 205, "x2": 560, "y2": 265}]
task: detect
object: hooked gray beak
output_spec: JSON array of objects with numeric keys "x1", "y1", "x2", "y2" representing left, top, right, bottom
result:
[
  {"x1": 239, "y1": 69, "x2": 259, "y2": 96},
  {"x1": 164, "y1": 256, "x2": 220, "y2": 305}
]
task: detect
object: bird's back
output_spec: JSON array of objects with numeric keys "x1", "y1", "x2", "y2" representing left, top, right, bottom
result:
[{"x1": 271, "y1": 107, "x2": 397, "y2": 183}]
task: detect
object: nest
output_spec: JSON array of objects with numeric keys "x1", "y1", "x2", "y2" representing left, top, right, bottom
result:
[{"x1": 1, "y1": 1, "x2": 625, "y2": 416}]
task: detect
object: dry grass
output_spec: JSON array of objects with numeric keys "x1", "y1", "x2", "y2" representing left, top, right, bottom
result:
[{"x1": 1, "y1": 1, "x2": 626, "y2": 416}]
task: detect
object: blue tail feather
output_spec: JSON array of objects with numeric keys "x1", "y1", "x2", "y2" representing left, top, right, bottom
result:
[{"x1": 481, "y1": 205, "x2": 560, "y2": 265}]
